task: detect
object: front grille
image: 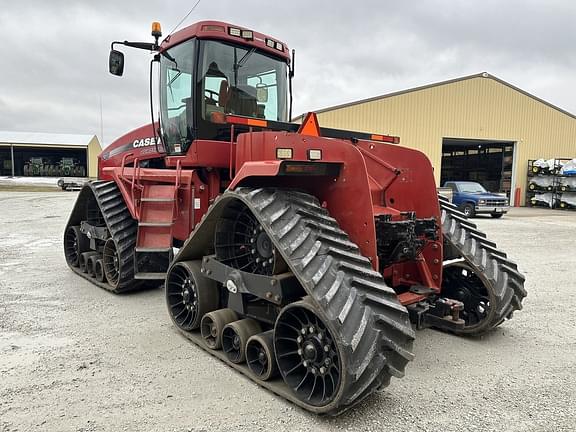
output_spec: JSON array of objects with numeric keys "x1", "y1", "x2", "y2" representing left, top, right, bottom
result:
[{"x1": 485, "y1": 199, "x2": 507, "y2": 206}]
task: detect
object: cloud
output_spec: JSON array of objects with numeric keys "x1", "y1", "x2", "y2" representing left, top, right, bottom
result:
[{"x1": 1, "y1": 0, "x2": 575, "y2": 146}]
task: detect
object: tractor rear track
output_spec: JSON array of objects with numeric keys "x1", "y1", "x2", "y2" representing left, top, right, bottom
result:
[{"x1": 438, "y1": 195, "x2": 527, "y2": 333}]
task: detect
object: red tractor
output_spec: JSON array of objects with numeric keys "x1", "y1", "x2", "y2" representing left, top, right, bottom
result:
[{"x1": 64, "y1": 21, "x2": 526, "y2": 415}]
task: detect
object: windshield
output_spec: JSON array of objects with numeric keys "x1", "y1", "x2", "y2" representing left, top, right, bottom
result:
[
  {"x1": 458, "y1": 182, "x2": 487, "y2": 193},
  {"x1": 198, "y1": 40, "x2": 288, "y2": 123}
]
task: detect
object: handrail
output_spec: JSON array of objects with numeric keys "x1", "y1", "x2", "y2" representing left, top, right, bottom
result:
[
  {"x1": 173, "y1": 159, "x2": 182, "y2": 222},
  {"x1": 120, "y1": 152, "x2": 134, "y2": 178},
  {"x1": 229, "y1": 124, "x2": 235, "y2": 180},
  {"x1": 131, "y1": 158, "x2": 140, "y2": 219}
]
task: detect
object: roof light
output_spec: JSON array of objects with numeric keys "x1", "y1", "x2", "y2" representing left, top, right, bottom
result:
[
  {"x1": 308, "y1": 149, "x2": 322, "y2": 160},
  {"x1": 228, "y1": 27, "x2": 242, "y2": 37},
  {"x1": 276, "y1": 148, "x2": 293, "y2": 160},
  {"x1": 241, "y1": 30, "x2": 253, "y2": 40},
  {"x1": 370, "y1": 134, "x2": 400, "y2": 144},
  {"x1": 151, "y1": 22, "x2": 162, "y2": 38},
  {"x1": 275, "y1": 42, "x2": 284, "y2": 51},
  {"x1": 202, "y1": 24, "x2": 225, "y2": 32},
  {"x1": 266, "y1": 38, "x2": 275, "y2": 48}
]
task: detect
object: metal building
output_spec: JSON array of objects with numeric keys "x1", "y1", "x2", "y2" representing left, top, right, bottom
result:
[
  {"x1": 0, "y1": 132, "x2": 101, "y2": 179},
  {"x1": 304, "y1": 72, "x2": 576, "y2": 205}
]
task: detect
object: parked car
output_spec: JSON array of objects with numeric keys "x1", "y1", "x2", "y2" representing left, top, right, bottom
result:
[{"x1": 443, "y1": 181, "x2": 509, "y2": 218}]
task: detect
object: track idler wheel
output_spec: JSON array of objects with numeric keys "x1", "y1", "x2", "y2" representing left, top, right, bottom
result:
[
  {"x1": 441, "y1": 262, "x2": 497, "y2": 335},
  {"x1": 214, "y1": 200, "x2": 286, "y2": 276},
  {"x1": 166, "y1": 261, "x2": 219, "y2": 331},
  {"x1": 222, "y1": 319, "x2": 262, "y2": 364},
  {"x1": 274, "y1": 300, "x2": 343, "y2": 407},
  {"x1": 246, "y1": 330, "x2": 278, "y2": 381},
  {"x1": 201, "y1": 309, "x2": 238, "y2": 350},
  {"x1": 94, "y1": 259, "x2": 106, "y2": 282},
  {"x1": 64, "y1": 225, "x2": 89, "y2": 267}
]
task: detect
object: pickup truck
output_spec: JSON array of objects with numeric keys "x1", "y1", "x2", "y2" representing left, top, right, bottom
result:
[{"x1": 443, "y1": 181, "x2": 509, "y2": 218}]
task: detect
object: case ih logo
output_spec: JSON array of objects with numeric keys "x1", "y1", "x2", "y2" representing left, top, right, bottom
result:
[{"x1": 133, "y1": 137, "x2": 161, "y2": 148}]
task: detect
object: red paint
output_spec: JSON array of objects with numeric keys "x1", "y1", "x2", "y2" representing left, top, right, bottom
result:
[
  {"x1": 160, "y1": 20, "x2": 290, "y2": 62},
  {"x1": 97, "y1": 109, "x2": 443, "y2": 292},
  {"x1": 98, "y1": 123, "x2": 162, "y2": 180},
  {"x1": 398, "y1": 292, "x2": 428, "y2": 306},
  {"x1": 102, "y1": 166, "x2": 208, "y2": 242}
]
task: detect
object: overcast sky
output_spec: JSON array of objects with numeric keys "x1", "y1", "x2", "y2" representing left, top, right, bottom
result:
[{"x1": 1, "y1": 0, "x2": 575, "y2": 146}]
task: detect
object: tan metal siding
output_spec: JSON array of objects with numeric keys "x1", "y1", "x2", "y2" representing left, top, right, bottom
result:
[
  {"x1": 87, "y1": 136, "x2": 102, "y2": 178},
  {"x1": 316, "y1": 76, "x2": 576, "y2": 205}
]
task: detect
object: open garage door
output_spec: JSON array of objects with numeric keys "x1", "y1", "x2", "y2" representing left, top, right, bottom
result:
[
  {"x1": 440, "y1": 138, "x2": 515, "y2": 198},
  {"x1": 14, "y1": 146, "x2": 87, "y2": 177},
  {"x1": 0, "y1": 147, "x2": 12, "y2": 176}
]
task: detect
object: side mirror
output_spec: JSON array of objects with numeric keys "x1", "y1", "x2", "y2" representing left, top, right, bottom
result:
[{"x1": 109, "y1": 49, "x2": 124, "y2": 76}]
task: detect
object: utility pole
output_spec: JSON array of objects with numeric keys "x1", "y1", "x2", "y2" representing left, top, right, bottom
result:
[{"x1": 99, "y1": 96, "x2": 104, "y2": 145}]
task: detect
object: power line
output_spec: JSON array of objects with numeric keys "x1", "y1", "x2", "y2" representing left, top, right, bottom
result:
[{"x1": 167, "y1": 0, "x2": 202, "y2": 36}]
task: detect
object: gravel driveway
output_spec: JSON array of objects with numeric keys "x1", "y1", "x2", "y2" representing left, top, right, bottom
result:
[{"x1": 1, "y1": 191, "x2": 574, "y2": 431}]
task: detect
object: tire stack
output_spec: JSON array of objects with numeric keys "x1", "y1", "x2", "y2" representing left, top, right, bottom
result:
[
  {"x1": 527, "y1": 159, "x2": 576, "y2": 210},
  {"x1": 558, "y1": 161, "x2": 576, "y2": 210}
]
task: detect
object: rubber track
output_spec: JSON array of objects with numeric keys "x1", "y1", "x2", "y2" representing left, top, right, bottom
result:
[
  {"x1": 175, "y1": 188, "x2": 415, "y2": 415},
  {"x1": 65, "y1": 181, "x2": 143, "y2": 293},
  {"x1": 438, "y1": 194, "x2": 527, "y2": 331}
]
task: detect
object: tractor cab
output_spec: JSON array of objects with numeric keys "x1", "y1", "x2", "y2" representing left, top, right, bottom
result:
[
  {"x1": 109, "y1": 21, "x2": 291, "y2": 156},
  {"x1": 159, "y1": 34, "x2": 289, "y2": 154}
]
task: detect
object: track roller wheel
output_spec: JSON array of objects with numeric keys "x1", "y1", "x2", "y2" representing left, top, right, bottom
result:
[
  {"x1": 166, "y1": 261, "x2": 219, "y2": 331},
  {"x1": 102, "y1": 238, "x2": 122, "y2": 289},
  {"x1": 86, "y1": 254, "x2": 99, "y2": 277},
  {"x1": 64, "y1": 225, "x2": 89, "y2": 267},
  {"x1": 201, "y1": 309, "x2": 238, "y2": 350},
  {"x1": 94, "y1": 259, "x2": 106, "y2": 282},
  {"x1": 79, "y1": 252, "x2": 98, "y2": 274},
  {"x1": 274, "y1": 300, "x2": 343, "y2": 407},
  {"x1": 441, "y1": 262, "x2": 498, "y2": 335},
  {"x1": 246, "y1": 330, "x2": 278, "y2": 381},
  {"x1": 222, "y1": 319, "x2": 262, "y2": 364}
]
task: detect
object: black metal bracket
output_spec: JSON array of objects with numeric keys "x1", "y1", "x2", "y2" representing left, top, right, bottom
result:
[
  {"x1": 407, "y1": 297, "x2": 465, "y2": 331},
  {"x1": 200, "y1": 255, "x2": 302, "y2": 306},
  {"x1": 80, "y1": 221, "x2": 109, "y2": 242}
]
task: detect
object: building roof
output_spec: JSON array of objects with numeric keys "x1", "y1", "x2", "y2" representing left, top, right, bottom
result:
[
  {"x1": 0, "y1": 131, "x2": 97, "y2": 147},
  {"x1": 307, "y1": 72, "x2": 576, "y2": 121}
]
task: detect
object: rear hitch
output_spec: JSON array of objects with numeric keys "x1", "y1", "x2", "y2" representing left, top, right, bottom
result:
[{"x1": 407, "y1": 297, "x2": 465, "y2": 331}]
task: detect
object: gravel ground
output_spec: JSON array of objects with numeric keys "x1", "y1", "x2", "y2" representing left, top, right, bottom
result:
[{"x1": 1, "y1": 191, "x2": 575, "y2": 432}]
